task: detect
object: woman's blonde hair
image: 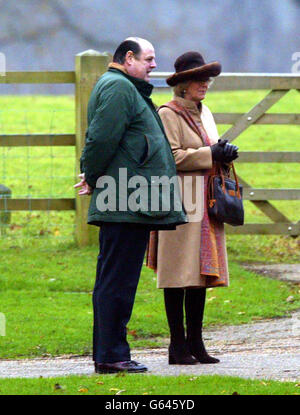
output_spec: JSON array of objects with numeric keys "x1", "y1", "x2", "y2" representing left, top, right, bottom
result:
[{"x1": 173, "y1": 81, "x2": 191, "y2": 98}]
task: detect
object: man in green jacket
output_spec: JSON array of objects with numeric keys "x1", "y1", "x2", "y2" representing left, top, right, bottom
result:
[{"x1": 75, "y1": 37, "x2": 187, "y2": 374}]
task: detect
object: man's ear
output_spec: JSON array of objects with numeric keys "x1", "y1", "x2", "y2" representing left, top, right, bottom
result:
[{"x1": 124, "y1": 50, "x2": 134, "y2": 65}]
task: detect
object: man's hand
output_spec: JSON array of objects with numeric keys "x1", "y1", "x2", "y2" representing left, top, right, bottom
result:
[{"x1": 74, "y1": 173, "x2": 93, "y2": 195}]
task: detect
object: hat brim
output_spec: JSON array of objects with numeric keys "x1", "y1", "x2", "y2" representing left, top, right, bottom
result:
[{"x1": 166, "y1": 61, "x2": 221, "y2": 86}]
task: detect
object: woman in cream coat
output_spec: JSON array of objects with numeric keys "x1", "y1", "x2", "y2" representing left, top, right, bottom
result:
[{"x1": 147, "y1": 51, "x2": 238, "y2": 365}]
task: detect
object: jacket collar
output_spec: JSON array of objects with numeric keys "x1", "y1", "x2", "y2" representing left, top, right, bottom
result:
[
  {"x1": 108, "y1": 62, "x2": 128, "y2": 74},
  {"x1": 108, "y1": 63, "x2": 153, "y2": 97},
  {"x1": 108, "y1": 63, "x2": 166, "y2": 136}
]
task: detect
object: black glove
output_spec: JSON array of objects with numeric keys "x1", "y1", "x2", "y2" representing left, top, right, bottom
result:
[
  {"x1": 210, "y1": 139, "x2": 227, "y2": 162},
  {"x1": 211, "y1": 139, "x2": 239, "y2": 163},
  {"x1": 223, "y1": 143, "x2": 239, "y2": 162}
]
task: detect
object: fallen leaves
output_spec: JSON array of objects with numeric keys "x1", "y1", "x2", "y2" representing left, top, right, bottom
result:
[
  {"x1": 78, "y1": 386, "x2": 89, "y2": 393},
  {"x1": 115, "y1": 389, "x2": 126, "y2": 395},
  {"x1": 109, "y1": 387, "x2": 126, "y2": 395},
  {"x1": 127, "y1": 327, "x2": 138, "y2": 338},
  {"x1": 9, "y1": 224, "x2": 23, "y2": 231}
]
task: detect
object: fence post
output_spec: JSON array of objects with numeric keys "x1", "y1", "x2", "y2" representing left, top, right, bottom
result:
[
  {"x1": 75, "y1": 50, "x2": 111, "y2": 246},
  {"x1": 0, "y1": 184, "x2": 11, "y2": 235}
]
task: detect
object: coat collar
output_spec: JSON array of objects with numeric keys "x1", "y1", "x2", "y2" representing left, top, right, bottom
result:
[
  {"x1": 108, "y1": 62, "x2": 128, "y2": 74},
  {"x1": 108, "y1": 64, "x2": 166, "y2": 136},
  {"x1": 173, "y1": 96, "x2": 202, "y2": 114},
  {"x1": 108, "y1": 63, "x2": 153, "y2": 97}
]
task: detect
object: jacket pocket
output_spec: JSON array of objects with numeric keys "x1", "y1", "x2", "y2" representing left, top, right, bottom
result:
[
  {"x1": 119, "y1": 135, "x2": 151, "y2": 168},
  {"x1": 139, "y1": 135, "x2": 151, "y2": 166}
]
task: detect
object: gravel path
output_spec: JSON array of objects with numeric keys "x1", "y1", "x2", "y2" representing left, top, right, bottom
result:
[
  {"x1": 242, "y1": 263, "x2": 300, "y2": 284},
  {"x1": 1, "y1": 310, "x2": 299, "y2": 382}
]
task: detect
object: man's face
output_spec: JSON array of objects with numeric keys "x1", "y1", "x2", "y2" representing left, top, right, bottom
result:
[{"x1": 126, "y1": 43, "x2": 157, "y2": 82}]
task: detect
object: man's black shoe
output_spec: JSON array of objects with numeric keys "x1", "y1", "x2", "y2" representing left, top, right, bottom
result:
[{"x1": 94, "y1": 360, "x2": 148, "y2": 374}]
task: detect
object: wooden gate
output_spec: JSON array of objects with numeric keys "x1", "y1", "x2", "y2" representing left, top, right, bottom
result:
[
  {"x1": 0, "y1": 53, "x2": 299, "y2": 245},
  {"x1": 152, "y1": 72, "x2": 300, "y2": 237}
]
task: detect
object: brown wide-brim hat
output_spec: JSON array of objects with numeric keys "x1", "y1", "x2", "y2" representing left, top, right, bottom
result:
[{"x1": 166, "y1": 51, "x2": 221, "y2": 86}]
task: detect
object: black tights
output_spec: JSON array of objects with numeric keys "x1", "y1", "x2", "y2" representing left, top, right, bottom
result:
[
  {"x1": 163, "y1": 287, "x2": 206, "y2": 346},
  {"x1": 163, "y1": 287, "x2": 219, "y2": 363}
]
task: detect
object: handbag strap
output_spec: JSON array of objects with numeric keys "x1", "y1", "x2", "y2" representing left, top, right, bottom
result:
[
  {"x1": 230, "y1": 162, "x2": 241, "y2": 198},
  {"x1": 210, "y1": 162, "x2": 241, "y2": 199},
  {"x1": 160, "y1": 100, "x2": 241, "y2": 199}
]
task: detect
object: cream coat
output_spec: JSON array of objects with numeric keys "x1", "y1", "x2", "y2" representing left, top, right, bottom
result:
[{"x1": 156, "y1": 96, "x2": 229, "y2": 288}]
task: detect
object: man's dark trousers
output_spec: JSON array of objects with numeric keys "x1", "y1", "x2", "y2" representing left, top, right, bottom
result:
[{"x1": 93, "y1": 222, "x2": 150, "y2": 363}]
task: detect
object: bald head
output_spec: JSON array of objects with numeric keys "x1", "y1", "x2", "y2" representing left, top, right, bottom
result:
[{"x1": 125, "y1": 37, "x2": 154, "y2": 51}]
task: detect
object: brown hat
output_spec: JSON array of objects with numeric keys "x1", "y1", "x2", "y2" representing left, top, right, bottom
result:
[{"x1": 166, "y1": 51, "x2": 221, "y2": 86}]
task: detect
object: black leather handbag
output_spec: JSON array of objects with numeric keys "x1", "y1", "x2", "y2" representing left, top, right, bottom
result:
[{"x1": 207, "y1": 162, "x2": 244, "y2": 226}]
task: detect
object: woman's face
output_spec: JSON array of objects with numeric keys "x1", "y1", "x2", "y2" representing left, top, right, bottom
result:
[{"x1": 184, "y1": 80, "x2": 209, "y2": 103}]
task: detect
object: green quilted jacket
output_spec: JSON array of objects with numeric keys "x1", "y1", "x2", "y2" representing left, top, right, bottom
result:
[{"x1": 80, "y1": 67, "x2": 187, "y2": 228}]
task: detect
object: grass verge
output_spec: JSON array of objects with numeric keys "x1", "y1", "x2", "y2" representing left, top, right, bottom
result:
[
  {"x1": 0, "y1": 240, "x2": 299, "y2": 358},
  {"x1": 0, "y1": 92, "x2": 299, "y2": 359},
  {"x1": 0, "y1": 92, "x2": 299, "y2": 262},
  {"x1": 0, "y1": 373, "x2": 298, "y2": 395}
]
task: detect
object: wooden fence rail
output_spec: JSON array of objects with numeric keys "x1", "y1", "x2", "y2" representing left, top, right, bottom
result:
[
  {"x1": 0, "y1": 50, "x2": 299, "y2": 245},
  {"x1": 0, "y1": 134, "x2": 76, "y2": 147}
]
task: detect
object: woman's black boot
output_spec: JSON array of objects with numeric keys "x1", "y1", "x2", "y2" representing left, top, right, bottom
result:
[
  {"x1": 168, "y1": 343, "x2": 197, "y2": 365},
  {"x1": 185, "y1": 288, "x2": 220, "y2": 364},
  {"x1": 164, "y1": 288, "x2": 197, "y2": 365}
]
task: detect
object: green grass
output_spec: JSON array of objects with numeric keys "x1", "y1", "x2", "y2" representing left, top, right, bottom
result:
[
  {"x1": 0, "y1": 92, "x2": 299, "y2": 262},
  {"x1": 0, "y1": 242, "x2": 299, "y2": 358},
  {"x1": 0, "y1": 93, "x2": 299, "y2": 361},
  {"x1": 155, "y1": 90, "x2": 300, "y2": 263},
  {"x1": 0, "y1": 373, "x2": 298, "y2": 395}
]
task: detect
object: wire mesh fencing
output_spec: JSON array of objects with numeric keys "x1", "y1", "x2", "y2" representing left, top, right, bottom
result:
[{"x1": 0, "y1": 98, "x2": 76, "y2": 244}]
